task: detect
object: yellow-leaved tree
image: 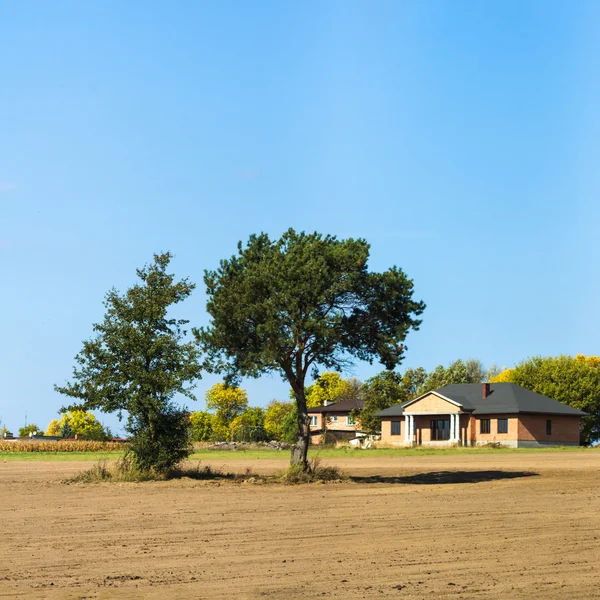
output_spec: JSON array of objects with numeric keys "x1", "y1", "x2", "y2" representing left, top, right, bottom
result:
[
  {"x1": 490, "y1": 369, "x2": 514, "y2": 383},
  {"x1": 264, "y1": 400, "x2": 295, "y2": 440},
  {"x1": 205, "y1": 383, "x2": 248, "y2": 440},
  {"x1": 304, "y1": 372, "x2": 360, "y2": 408},
  {"x1": 46, "y1": 410, "x2": 109, "y2": 440},
  {"x1": 46, "y1": 419, "x2": 61, "y2": 436}
]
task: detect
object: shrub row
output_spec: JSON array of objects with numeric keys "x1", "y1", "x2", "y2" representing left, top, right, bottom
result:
[{"x1": 0, "y1": 440, "x2": 128, "y2": 453}]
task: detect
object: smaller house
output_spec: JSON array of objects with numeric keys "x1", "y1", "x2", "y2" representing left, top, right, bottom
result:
[
  {"x1": 308, "y1": 398, "x2": 364, "y2": 444},
  {"x1": 376, "y1": 383, "x2": 586, "y2": 448}
]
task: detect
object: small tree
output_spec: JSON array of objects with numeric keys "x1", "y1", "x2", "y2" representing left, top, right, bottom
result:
[
  {"x1": 18, "y1": 424, "x2": 43, "y2": 437},
  {"x1": 60, "y1": 421, "x2": 74, "y2": 439},
  {"x1": 197, "y1": 229, "x2": 425, "y2": 470},
  {"x1": 55, "y1": 253, "x2": 201, "y2": 474}
]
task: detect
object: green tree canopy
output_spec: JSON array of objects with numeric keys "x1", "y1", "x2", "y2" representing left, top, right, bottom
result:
[
  {"x1": 196, "y1": 229, "x2": 425, "y2": 469},
  {"x1": 499, "y1": 355, "x2": 600, "y2": 445},
  {"x1": 18, "y1": 423, "x2": 43, "y2": 437},
  {"x1": 423, "y1": 358, "x2": 486, "y2": 391},
  {"x1": 55, "y1": 252, "x2": 201, "y2": 474},
  {"x1": 230, "y1": 407, "x2": 266, "y2": 442},
  {"x1": 359, "y1": 371, "x2": 406, "y2": 435}
]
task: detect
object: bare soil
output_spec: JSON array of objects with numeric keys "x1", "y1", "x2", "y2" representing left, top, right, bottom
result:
[{"x1": 1, "y1": 453, "x2": 600, "y2": 599}]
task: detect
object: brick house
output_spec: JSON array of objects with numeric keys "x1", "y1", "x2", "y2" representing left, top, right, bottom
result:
[
  {"x1": 308, "y1": 398, "x2": 364, "y2": 444},
  {"x1": 376, "y1": 383, "x2": 586, "y2": 448}
]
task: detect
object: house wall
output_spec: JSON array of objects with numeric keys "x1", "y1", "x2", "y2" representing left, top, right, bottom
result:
[
  {"x1": 308, "y1": 411, "x2": 361, "y2": 444},
  {"x1": 404, "y1": 393, "x2": 460, "y2": 414},
  {"x1": 379, "y1": 411, "x2": 582, "y2": 447},
  {"x1": 380, "y1": 417, "x2": 406, "y2": 444},
  {"x1": 466, "y1": 414, "x2": 519, "y2": 445},
  {"x1": 517, "y1": 414, "x2": 580, "y2": 446},
  {"x1": 308, "y1": 412, "x2": 358, "y2": 433}
]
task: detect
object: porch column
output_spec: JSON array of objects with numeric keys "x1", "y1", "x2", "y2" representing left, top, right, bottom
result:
[
  {"x1": 455, "y1": 414, "x2": 461, "y2": 442},
  {"x1": 449, "y1": 413, "x2": 455, "y2": 441},
  {"x1": 404, "y1": 415, "x2": 410, "y2": 443},
  {"x1": 410, "y1": 415, "x2": 415, "y2": 443}
]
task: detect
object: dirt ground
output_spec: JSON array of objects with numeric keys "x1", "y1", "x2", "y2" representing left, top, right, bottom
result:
[{"x1": 1, "y1": 453, "x2": 600, "y2": 600}]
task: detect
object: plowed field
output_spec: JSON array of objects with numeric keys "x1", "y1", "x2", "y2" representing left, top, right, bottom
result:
[{"x1": 2, "y1": 452, "x2": 599, "y2": 599}]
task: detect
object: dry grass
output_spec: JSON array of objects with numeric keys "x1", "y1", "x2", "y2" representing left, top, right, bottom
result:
[
  {"x1": 66, "y1": 457, "x2": 344, "y2": 486},
  {"x1": 278, "y1": 458, "x2": 345, "y2": 484},
  {"x1": 65, "y1": 459, "x2": 234, "y2": 483}
]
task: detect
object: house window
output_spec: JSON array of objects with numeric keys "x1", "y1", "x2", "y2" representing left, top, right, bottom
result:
[
  {"x1": 391, "y1": 421, "x2": 401, "y2": 436},
  {"x1": 430, "y1": 419, "x2": 450, "y2": 440},
  {"x1": 546, "y1": 420, "x2": 552, "y2": 435},
  {"x1": 480, "y1": 419, "x2": 491, "y2": 434},
  {"x1": 347, "y1": 414, "x2": 356, "y2": 426},
  {"x1": 330, "y1": 415, "x2": 338, "y2": 423},
  {"x1": 309, "y1": 416, "x2": 317, "y2": 427},
  {"x1": 497, "y1": 418, "x2": 508, "y2": 434}
]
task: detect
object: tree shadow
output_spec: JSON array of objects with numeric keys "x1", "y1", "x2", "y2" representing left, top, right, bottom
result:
[{"x1": 349, "y1": 470, "x2": 539, "y2": 485}]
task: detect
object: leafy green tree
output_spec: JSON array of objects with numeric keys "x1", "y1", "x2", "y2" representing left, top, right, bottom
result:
[
  {"x1": 280, "y1": 405, "x2": 299, "y2": 445},
  {"x1": 399, "y1": 366, "x2": 429, "y2": 398},
  {"x1": 500, "y1": 355, "x2": 600, "y2": 445},
  {"x1": 189, "y1": 411, "x2": 214, "y2": 442},
  {"x1": 196, "y1": 229, "x2": 425, "y2": 470},
  {"x1": 424, "y1": 358, "x2": 486, "y2": 391},
  {"x1": 18, "y1": 424, "x2": 43, "y2": 437},
  {"x1": 359, "y1": 371, "x2": 406, "y2": 435},
  {"x1": 55, "y1": 252, "x2": 201, "y2": 474},
  {"x1": 264, "y1": 400, "x2": 295, "y2": 440},
  {"x1": 205, "y1": 383, "x2": 248, "y2": 424},
  {"x1": 230, "y1": 407, "x2": 266, "y2": 442}
]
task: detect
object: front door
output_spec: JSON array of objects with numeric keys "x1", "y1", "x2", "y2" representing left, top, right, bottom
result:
[{"x1": 430, "y1": 419, "x2": 450, "y2": 441}]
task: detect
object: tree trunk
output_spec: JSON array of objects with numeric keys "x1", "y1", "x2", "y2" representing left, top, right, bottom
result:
[{"x1": 291, "y1": 389, "x2": 310, "y2": 471}]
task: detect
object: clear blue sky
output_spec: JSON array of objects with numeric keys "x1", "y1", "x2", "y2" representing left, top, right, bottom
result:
[{"x1": 1, "y1": 1, "x2": 599, "y2": 434}]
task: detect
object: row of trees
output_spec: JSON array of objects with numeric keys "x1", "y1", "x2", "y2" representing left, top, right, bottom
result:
[
  {"x1": 10, "y1": 411, "x2": 113, "y2": 440},
  {"x1": 51, "y1": 228, "x2": 598, "y2": 475},
  {"x1": 54, "y1": 230, "x2": 426, "y2": 473},
  {"x1": 490, "y1": 355, "x2": 600, "y2": 445},
  {"x1": 194, "y1": 354, "x2": 600, "y2": 446},
  {"x1": 19, "y1": 353, "x2": 599, "y2": 445}
]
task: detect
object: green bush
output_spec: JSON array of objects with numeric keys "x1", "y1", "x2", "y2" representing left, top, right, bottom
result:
[{"x1": 126, "y1": 405, "x2": 191, "y2": 474}]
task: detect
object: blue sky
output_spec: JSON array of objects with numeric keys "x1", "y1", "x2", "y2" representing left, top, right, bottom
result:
[{"x1": 1, "y1": 1, "x2": 599, "y2": 434}]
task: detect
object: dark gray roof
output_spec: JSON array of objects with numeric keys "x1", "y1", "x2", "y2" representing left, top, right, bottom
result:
[
  {"x1": 375, "y1": 383, "x2": 587, "y2": 417},
  {"x1": 308, "y1": 398, "x2": 364, "y2": 413}
]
